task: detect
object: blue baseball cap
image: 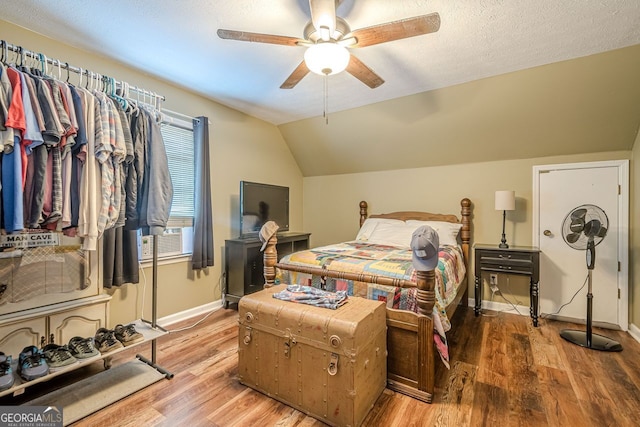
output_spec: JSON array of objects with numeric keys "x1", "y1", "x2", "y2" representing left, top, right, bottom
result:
[{"x1": 411, "y1": 226, "x2": 439, "y2": 271}]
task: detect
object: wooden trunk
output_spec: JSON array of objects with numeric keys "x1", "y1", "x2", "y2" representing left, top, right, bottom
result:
[{"x1": 238, "y1": 285, "x2": 387, "y2": 427}]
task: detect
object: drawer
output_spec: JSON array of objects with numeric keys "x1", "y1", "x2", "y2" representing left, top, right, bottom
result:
[
  {"x1": 477, "y1": 250, "x2": 535, "y2": 265},
  {"x1": 480, "y1": 264, "x2": 534, "y2": 275},
  {"x1": 476, "y1": 249, "x2": 538, "y2": 276}
]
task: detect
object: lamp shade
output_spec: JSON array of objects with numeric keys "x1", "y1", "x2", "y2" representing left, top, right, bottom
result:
[
  {"x1": 304, "y1": 42, "x2": 350, "y2": 76},
  {"x1": 495, "y1": 190, "x2": 515, "y2": 211}
]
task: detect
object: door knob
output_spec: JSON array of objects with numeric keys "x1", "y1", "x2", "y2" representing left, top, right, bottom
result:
[{"x1": 543, "y1": 230, "x2": 552, "y2": 237}]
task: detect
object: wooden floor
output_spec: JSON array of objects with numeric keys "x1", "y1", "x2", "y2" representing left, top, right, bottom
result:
[{"x1": 3, "y1": 305, "x2": 640, "y2": 426}]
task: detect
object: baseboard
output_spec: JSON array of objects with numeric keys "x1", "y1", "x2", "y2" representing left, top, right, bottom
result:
[
  {"x1": 470, "y1": 298, "x2": 637, "y2": 337},
  {"x1": 157, "y1": 300, "x2": 223, "y2": 328},
  {"x1": 629, "y1": 324, "x2": 640, "y2": 344}
]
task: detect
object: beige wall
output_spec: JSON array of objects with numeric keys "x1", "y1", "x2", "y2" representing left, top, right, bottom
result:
[
  {"x1": 280, "y1": 45, "x2": 640, "y2": 177},
  {"x1": 0, "y1": 21, "x2": 304, "y2": 326},
  {"x1": 303, "y1": 150, "x2": 632, "y2": 309},
  {"x1": 632, "y1": 130, "x2": 640, "y2": 328}
]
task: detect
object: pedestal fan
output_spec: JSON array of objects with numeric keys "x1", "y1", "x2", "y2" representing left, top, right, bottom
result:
[{"x1": 559, "y1": 204, "x2": 622, "y2": 351}]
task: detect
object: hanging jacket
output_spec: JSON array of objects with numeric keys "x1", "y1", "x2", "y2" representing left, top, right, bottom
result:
[{"x1": 139, "y1": 107, "x2": 172, "y2": 236}]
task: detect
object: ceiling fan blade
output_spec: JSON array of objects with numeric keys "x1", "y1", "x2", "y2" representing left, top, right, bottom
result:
[
  {"x1": 309, "y1": 0, "x2": 337, "y2": 41},
  {"x1": 280, "y1": 61, "x2": 310, "y2": 89},
  {"x1": 336, "y1": 36, "x2": 357, "y2": 47},
  {"x1": 217, "y1": 29, "x2": 303, "y2": 47},
  {"x1": 349, "y1": 13, "x2": 441, "y2": 48},
  {"x1": 346, "y1": 54, "x2": 384, "y2": 88}
]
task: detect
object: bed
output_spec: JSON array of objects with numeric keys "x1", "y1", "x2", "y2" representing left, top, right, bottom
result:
[{"x1": 261, "y1": 198, "x2": 472, "y2": 403}]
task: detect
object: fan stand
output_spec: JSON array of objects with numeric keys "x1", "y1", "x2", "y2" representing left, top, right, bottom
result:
[{"x1": 560, "y1": 242, "x2": 622, "y2": 352}]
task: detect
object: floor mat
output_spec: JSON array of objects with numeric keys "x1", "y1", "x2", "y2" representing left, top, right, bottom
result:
[{"x1": 23, "y1": 359, "x2": 167, "y2": 426}]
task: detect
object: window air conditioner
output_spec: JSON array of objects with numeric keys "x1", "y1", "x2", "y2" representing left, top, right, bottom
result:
[{"x1": 139, "y1": 228, "x2": 183, "y2": 260}]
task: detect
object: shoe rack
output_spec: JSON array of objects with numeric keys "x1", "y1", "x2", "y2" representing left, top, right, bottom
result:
[
  {"x1": 1, "y1": 252, "x2": 173, "y2": 427},
  {"x1": 0, "y1": 319, "x2": 166, "y2": 399},
  {"x1": 0, "y1": 240, "x2": 172, "y2": 404}
]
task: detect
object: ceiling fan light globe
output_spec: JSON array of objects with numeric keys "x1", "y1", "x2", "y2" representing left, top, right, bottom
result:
[{"x1": 304, "y1": 42, "x2": 350, "y2": 76}]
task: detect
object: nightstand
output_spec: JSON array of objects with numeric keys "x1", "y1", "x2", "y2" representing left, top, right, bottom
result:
[{"x1": 474, "y1": 244, "x2": 541, "y2": 326}]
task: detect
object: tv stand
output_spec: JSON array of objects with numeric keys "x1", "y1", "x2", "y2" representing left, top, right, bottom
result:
[{"x1": 224, "y1": 232, "x2": 310, "y2": 308}]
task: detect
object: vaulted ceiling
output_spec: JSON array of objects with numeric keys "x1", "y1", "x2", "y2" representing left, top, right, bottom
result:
[{"x1": 2, "y1": 1, "x2": 639, "y2": 176}]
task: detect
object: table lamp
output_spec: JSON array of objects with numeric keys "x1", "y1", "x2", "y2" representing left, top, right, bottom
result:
[{"x1": 495, "y1": 190, "x2": 515, "y2": 248}]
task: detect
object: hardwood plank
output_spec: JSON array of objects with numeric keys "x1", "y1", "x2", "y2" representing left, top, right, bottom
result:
[
  {"x1": 527, "y1": 317, "x2": 566, "y2": 370},
  {"x1": 267, "y1": 406, "x2": 318, "y2": 426},
  {"x1": 550, "y1": 321, "x2": 632, "y2": 426},
  {"x1": 470, "y1": 381, "x2": 509, "y2": 427},
  {"x1": 536, "y1": 365, "x2": 593, "y2": 427},
  {"x1": 476, "y1": 314, "x2": 509, "y2": 389},
  {"x1": 360, "y1": 388, "x2": 395, "y2": 425},
  {"x1": 446, "y1": 307, "x2": 483, "y2": 366},
  {"x1": 433, "y1": 361, "x2": 477, "y2": 426},
  {"x1": 371, "y1": 392, "x2": 418, "y2": 426},
  {"x1": 1, "y1": 306, "x2": 639, "y2": 427},
  {"x1": 586, "y1": 347, "x2": 640, "y2": 425},
  {"x1": 505, "y1": 333, "x2": 546, "y2": 425},
  {"x1": 73, "y1": 406, "x2": 166, "y2": 427}
]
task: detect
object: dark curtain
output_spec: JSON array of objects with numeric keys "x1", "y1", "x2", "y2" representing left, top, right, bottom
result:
[{"x1": 191, "y1": 116, "x2": 213, "y2": 270}]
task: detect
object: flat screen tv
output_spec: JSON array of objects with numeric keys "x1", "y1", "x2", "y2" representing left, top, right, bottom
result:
[{"x1": 240, "y1": 181, "x2": 289, "y2": 237}]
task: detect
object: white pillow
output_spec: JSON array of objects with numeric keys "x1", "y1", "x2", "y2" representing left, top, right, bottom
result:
[
  {"x1": 356, "y1": 218, "x2": 405, "y2": 241},
  {"x1": 366, "y1": 222, "x2": 417, "y2": 248},
  {"x1": 406, "y1": 220, "x2": 463, "y2": 247}
]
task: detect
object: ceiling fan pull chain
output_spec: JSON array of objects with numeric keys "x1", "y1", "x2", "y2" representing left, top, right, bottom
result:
[{"x1": 324, "y1": 73, "x2": 329, "y2": 125}]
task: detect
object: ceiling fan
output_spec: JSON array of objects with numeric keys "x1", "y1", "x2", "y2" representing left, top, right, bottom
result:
[{"x1": 217, "y1": 0, "x2": 440, "y2": 89}]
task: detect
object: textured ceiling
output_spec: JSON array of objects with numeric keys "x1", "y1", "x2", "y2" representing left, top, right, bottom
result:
[{"x1": 1, "y1": 0, "x2": 639, "y2": 125}]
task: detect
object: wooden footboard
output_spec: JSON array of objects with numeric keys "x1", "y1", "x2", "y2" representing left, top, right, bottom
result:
[
  {"x1": 262, "y1": 198, "x2": 472, "y2": 403},
  {"x1": 385, "y1": 308, "x2": 433, "y2": 402}
]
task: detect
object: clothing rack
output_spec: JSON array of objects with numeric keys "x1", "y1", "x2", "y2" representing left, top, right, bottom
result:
[
  {"x1": 1, "y1": 40, "x2": 165, "y2": 107},
  {"x1": 1, "y1": 38, "x2": 172, "y2": 385}
]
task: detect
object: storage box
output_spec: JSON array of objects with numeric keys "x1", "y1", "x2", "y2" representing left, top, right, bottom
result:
[{"x1": 238, "y1": 285, "x2": 387, "y2": 427}]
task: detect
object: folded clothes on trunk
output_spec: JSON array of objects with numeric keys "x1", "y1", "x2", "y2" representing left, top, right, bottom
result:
[{"x1": 272, "y1": 284, "x2": 348, "y2": 309}]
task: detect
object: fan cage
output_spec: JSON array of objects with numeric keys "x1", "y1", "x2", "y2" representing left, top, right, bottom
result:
[{"x1": 561, "y1": 204, "x2": 608, "y2": 250}]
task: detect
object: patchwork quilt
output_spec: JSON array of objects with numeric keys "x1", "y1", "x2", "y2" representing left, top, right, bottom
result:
[{"x1": 277, "y1": 241, "x2": 467, "y2": 368}]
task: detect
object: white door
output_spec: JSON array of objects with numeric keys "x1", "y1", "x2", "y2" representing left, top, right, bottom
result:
[{"x1": 533, "y1": 160, "x2": 628, "y2": 330}]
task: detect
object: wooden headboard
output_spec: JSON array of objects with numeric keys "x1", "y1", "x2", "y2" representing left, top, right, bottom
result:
[{"x1": 358, "y1": 198, "x2": 472, "y2": 263}]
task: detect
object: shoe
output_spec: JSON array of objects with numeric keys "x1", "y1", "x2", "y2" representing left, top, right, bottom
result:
[
  {"x1": 94, "y1": 328, "x2": 124, "y2": 354},
  {"x1": 0, "y1": 352, "x2": 14, "y2": 391},
  {"x1": 42, "y1": 344, "x2": 79, "y2": 372},
  {"x1": 68, "y1": 336, "x2": 101, "y2": 360},
  {"x1": 114, "y1": 323, "x2": 144, "y2": 347},
  {"x1": 18, "y1": 346, "x2": 49, "y2": 381}
]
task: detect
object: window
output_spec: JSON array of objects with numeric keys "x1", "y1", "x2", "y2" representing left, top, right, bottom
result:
[
  {"x1": 161, "y1": 119, "x2": 195, "y2": 227},
  {"x1": 139, "y1": 113, "x2": 195, "y2": 261}
]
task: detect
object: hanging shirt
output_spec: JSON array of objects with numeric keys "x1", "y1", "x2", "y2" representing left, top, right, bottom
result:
[
  {"x1": 113, "y1": 100, "x2": 133, "y2": 228},
  {"x1": 23, "y1": 73, "x2": 46, "y2": 141},
  {"x1": 124, "y1": 106, "x2": 146, "y2": 231},
  {"x1": 3, "y1": 67, "x2": 26, "y2": 232},
  {"x1": 77, "y1": 86, "x2": 100, "y2": 250},
  {"x1": 20, "y1": 70, "x2": 44, "y2": 186},
  {"x1": 0, "y1": 63, "x2": 11, "y2": 133},
  {"x1": 93, "y1": 90, "x2": 115, "y2": 236},
  {"x1": 58, "y1": 82, "x2": 78, "y2": 228},
  {"x1": 66, "y1": 84, "x2": 87, "y2": 233},
  {"x1": 34, "y1": 76, "x2": 62, "y2": 145}
]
